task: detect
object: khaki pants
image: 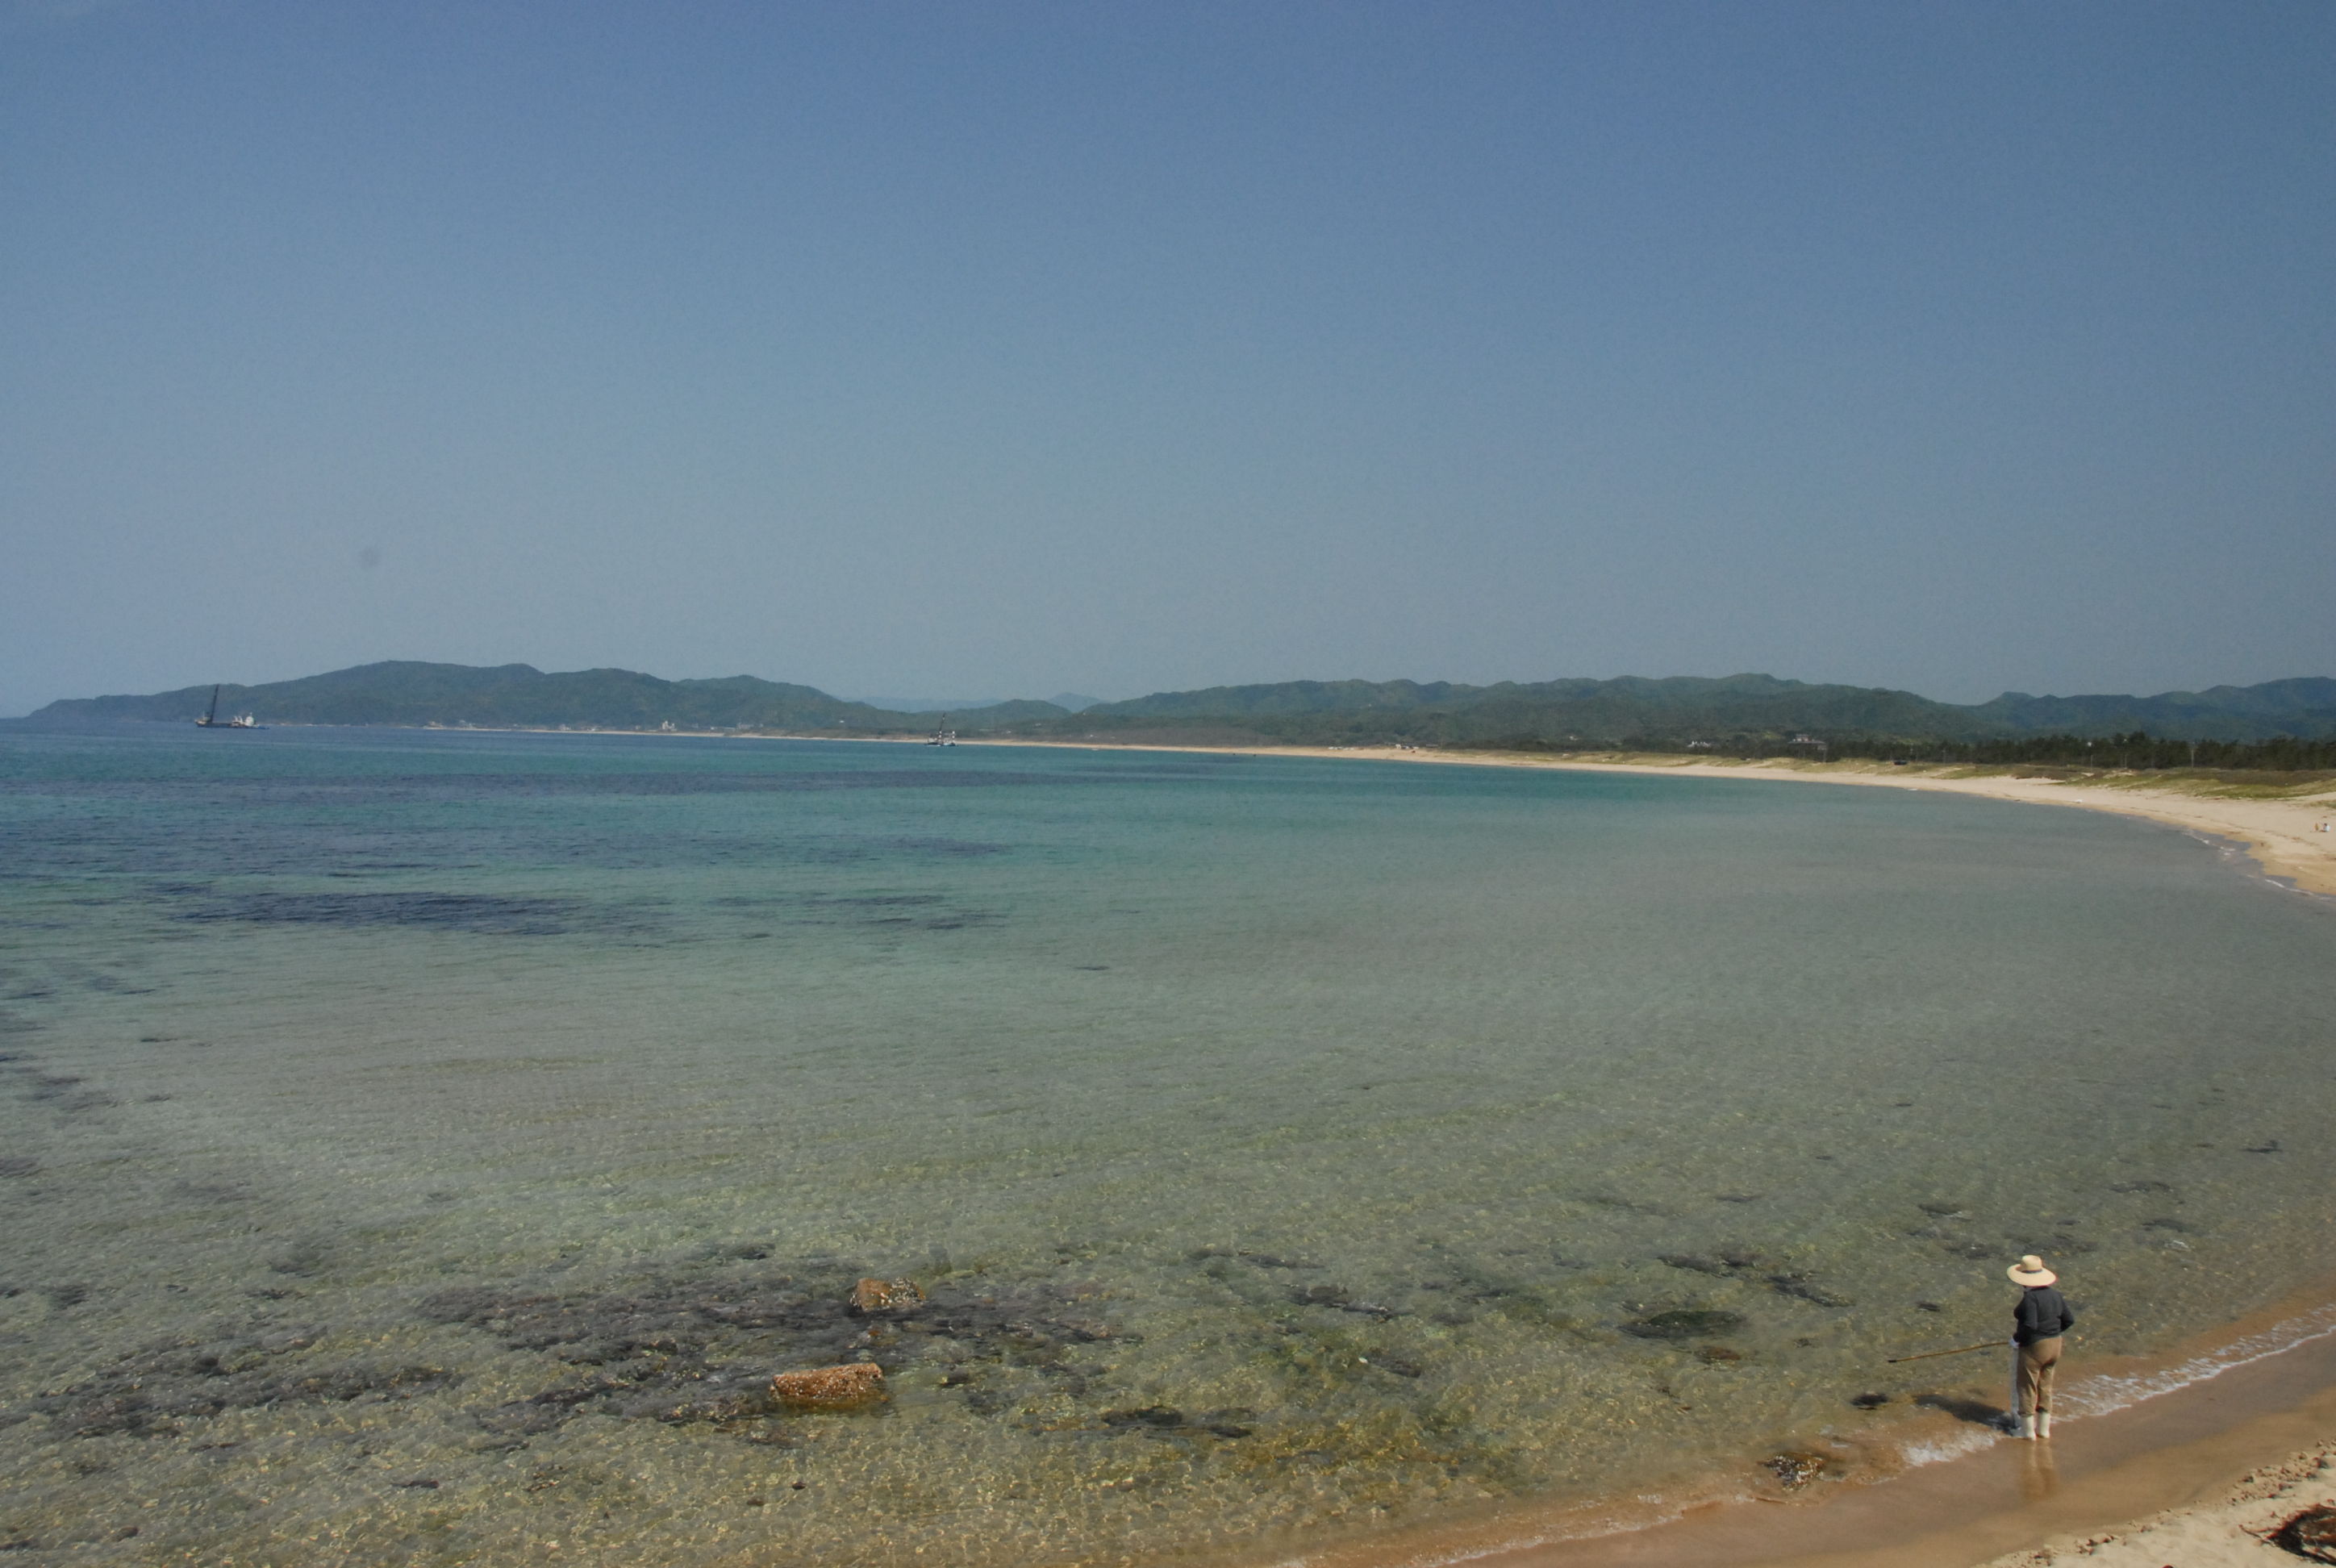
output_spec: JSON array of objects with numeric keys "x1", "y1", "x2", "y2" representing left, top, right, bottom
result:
[{"x1": 2015, "y1": 1336, "x2": 2063, "y2": 1416}]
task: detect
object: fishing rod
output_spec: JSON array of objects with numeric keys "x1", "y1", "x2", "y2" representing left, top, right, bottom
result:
[{"x1": 1885, "y1": 1340, "x2": 2003, "y2": 1365}]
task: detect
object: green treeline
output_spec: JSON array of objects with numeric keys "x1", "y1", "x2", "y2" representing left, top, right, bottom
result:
[
  {"x1": 1839, "y1": 730, "x2": 2336, "y2": 772},
  {"x1": 1461, "y1": 729, "x2": 2336, "y2": 773}
]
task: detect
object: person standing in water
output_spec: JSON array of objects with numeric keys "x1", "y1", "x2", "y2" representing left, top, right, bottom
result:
[{"x1": 2008, "y1": 1253, "x2": 2074, "y2": 1439}]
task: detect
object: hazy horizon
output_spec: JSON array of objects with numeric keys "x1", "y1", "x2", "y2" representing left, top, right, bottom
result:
[{"x1": 5, "y1": 2, "x2": 2331, "y2": 717}]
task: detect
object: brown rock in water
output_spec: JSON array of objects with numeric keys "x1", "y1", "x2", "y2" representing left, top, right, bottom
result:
[
  {"x1": 770, "y1": 1364, "x2": 886, "y2": 1408},
  {"x1": 852, "y1": 1277, "x2": 925, "y2": 1312}
]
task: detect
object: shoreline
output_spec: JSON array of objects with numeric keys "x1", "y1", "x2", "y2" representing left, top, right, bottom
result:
[
  {"x1": 1237, "y1": 1278, "x2": 2336, "y2": 1568},
  {"x1": 44, "y1": 717, "x2": 2329, "y2": 899},
  {"x1": 955, "y1": 738, "x2": 2336, "y2": 899}
]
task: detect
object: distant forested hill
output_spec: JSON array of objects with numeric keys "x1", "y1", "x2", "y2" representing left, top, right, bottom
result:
[
  {"x1": 30, "y1": 661, "x2": 1016, "y2": 732},
  {"x1": 1070, "y1": 674, "x2": 1963, "y2": 746},
  {"x1": 27, "y1": 664, "x2": 2336, "y2": 748},
  {"x1": 1062, "y1": 673, "x2": 2336, "y2": 746},
  {"x1": 1966, "y1": 678, "x2": 2336, "y2": 740}
]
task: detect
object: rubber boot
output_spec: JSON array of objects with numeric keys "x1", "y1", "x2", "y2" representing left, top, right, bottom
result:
[
  {"x1": 2036, "y1": 1411, "x2": 2051, "y2": 1440},
  {"x1": 2011, "y1": 1414, "x2": 2034, "y2": 1440}
]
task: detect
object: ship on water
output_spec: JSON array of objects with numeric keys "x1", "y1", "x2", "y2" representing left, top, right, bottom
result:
[{"x1": 194, "y1": 685, "x2": 263, "y2": 728}]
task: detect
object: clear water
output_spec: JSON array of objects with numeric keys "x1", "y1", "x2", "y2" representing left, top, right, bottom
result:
[{"x1": 2, "y1": 724, "x2": 2332, "y2": 1565}]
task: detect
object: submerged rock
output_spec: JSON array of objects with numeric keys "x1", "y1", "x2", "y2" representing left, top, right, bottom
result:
[
  {"x1": 1659, "y1": 1249, "x2": 1767, "y2": 1277},
  {"x1": 1187, "y1": 1247, "x2": 1318, "y2": 1270},
  {"x1": 770, "y1": 1363, "x2": 886, "y2": 1407},
  {"x1": 1286, "y1": 1282, "x2": 1404, "y2": 1318},
  {"x1": 1100, "y1": 1405, "x2": 1255, "y2": 1439},
  {"x1": 851, "y1": 1277, "x2": 926, "y2": 1313},
  {"x1": 1102, "y1": 1405, "x2": 1183, "y2": 1428},
  {"x1": 1767, "y1": 1450, "x2": 1828, "y2": 1489},
  {"x1": 1767, "y1": 1274, "x2": 1854, "y2": 1308},
  {"x1": 29, "y1": 1345, "x2": 454, "y2": 1440},
  {"x1": 1621, "y1": 1310, "x2": 1746, "y2": 1341},
  {"x1": 421, "y1": 1261, "x2": 1119, "y2": 1441}
]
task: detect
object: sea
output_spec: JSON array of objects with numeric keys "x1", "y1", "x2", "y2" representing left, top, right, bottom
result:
[{"x1": 3, "y1": 722, "x2": 2333, "y2": 1566}]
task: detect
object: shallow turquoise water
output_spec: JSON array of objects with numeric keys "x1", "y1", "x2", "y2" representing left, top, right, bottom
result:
[{"x1": 2, "y1": 724, "x2": 2332, "y2": 1564}]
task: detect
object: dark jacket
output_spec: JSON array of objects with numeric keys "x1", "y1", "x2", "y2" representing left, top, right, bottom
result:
[{"x1": 2013, "y1": 1285, "x2": 2074, "y2": 1345}]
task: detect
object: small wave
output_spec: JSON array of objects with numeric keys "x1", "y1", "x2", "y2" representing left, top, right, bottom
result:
[
  {"x1": 2058, "y1": 1301, "x2": 2336, "y2": 1418},
  {"x1": 1298, "y1": 1305, "x2": 2336, "y2": 1567},
  {"x1": 1902, "y1": 1426, "x2": 1999, "y2": 1466}
]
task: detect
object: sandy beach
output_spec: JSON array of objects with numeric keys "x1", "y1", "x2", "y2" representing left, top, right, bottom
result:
[{"x1": 1973, "y1": 1444, "x2": 2336, "y2": 1568}]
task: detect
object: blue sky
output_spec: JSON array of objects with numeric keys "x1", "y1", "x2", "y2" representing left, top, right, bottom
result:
[{"x1": 3, "y1": 1, "x2": 2330, "y2": 715}]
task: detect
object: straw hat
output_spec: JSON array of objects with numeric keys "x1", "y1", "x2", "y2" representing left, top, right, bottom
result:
[{"x1": 2008, "y1": 1254, "x2": 2057, "y2": 1287}]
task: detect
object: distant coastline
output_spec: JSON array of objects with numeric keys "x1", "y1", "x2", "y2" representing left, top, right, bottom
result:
[{"x1": 26, "y1": 660, "x2": 2336, "y2": 756}]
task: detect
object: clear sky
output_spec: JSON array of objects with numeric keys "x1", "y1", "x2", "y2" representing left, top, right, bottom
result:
[{"x1": 4, "y1": 1, "x2": 2330, "y2": 715}]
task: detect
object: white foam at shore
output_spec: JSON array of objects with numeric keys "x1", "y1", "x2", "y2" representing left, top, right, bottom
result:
[
  {"x1": 1903, "y1": 1425, "x2": 2001, "y2": 1466},
  {"x1": 1411, "y1": 1310, "x2": 2336, "y2": 1567},
  {"x1": 2057, "y1": 1302, "x2": 2336, "y2": 1419}
]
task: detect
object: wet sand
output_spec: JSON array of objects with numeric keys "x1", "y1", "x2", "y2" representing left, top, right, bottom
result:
[
  {"x1": 1967, "y1": 1445, "x2": 2336, "y2": 1566},
  {"x1": 1209, "y1": 1282, "x2": 2336, "y2": 1568}
]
